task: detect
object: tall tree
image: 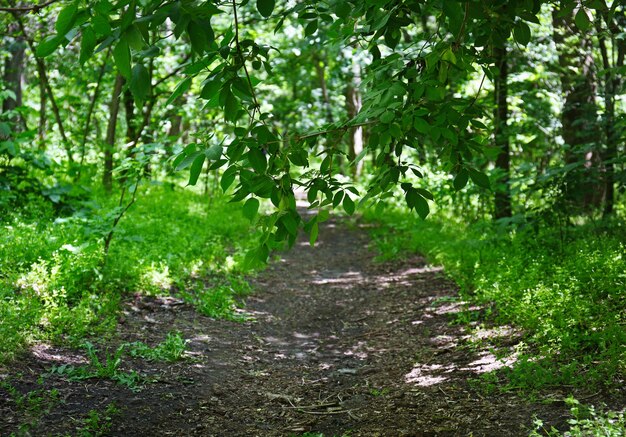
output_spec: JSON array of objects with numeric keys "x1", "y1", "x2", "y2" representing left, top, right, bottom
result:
[
  {"x1": 103, "y1": 74, "x2": 124, "y2": 192},
  {"x1": 552, "y1": 7, "x2": 603, "y2": 212}
]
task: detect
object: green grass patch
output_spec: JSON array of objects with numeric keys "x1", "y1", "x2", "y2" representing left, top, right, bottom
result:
[
  {"x1": 530, "y1": 396, "x2": 626, "y2": 436},
  {"x1": 127, "y1": 331, "x2": 188, "y2": 362},
  {"x1": 0, "y1": 184, "x2": 260, "y2": 362},
  {"x1": 363, "y1": 207, "x2": 626, "y2": 389}
]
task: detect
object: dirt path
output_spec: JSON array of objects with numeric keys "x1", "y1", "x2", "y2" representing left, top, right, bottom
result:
[{"x1": 1, "y1": 216, "x2": 594, "y2": 436}]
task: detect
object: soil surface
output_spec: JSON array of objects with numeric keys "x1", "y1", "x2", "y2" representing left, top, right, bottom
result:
[{"x1": 1, "y1": 214, "x2": 622, "y2": 436}]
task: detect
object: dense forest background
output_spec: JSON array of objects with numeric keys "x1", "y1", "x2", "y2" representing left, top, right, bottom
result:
[{"x1": 1, "y1": 0, "x2": 625, "y2": 435}]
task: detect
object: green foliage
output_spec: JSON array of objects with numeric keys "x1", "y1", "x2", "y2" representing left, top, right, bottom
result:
[
  {"x1": 76, "y1": 403, "x2": 120, "y2": 437},
  {"x1": 0, "y1": 381, "x2": 61, "y2": 435},
  {"x1": 127, "y1": 331, "x2": 187, "y2": 362},
  {"x1": 0, "y1": 185, "x2": 259, "y2": 362},
  {"x1": 530, "y1": 397, "x2": 626, "y2": 436},
  {"x1": 364, "y1": 207, "x2": 626, "y2": 388},
  {"x1": 48, "y1": 341, "x2": 143, "y2": 391},
  {"x1": 180, "y1": 276, "x2": 252, "y2": 321}
]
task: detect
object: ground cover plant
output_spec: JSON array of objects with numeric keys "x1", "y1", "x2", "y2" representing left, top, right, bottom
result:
[
  {"x1": 0, "y1": 185, "x2": 260, "y2": 362},
  {"x1": 364, "y1": 205, "x2": 626, "y2": 391}
]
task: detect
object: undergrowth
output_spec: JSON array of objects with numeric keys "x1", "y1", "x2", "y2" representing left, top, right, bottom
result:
[
  {"x1": 363, "y1": 207, "x2": 626, "y2": 390},
  {"x1": 0, "y1": 184, "x2": 260, "y2": 362},
  {"x1": 530, "y1": 397, "x2": 626, "y2": 436}
]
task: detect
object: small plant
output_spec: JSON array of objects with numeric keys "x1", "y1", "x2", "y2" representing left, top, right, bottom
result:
[
  {"x1": 181, "y1": 284, "x2": 247, "y2": 321},
  {"x1": 76, "y1": 403, "x2": 120, "y2": 437},
  {"x1": 128, "y1": 331, "x2": 188, "y2": 362},
  {"x1": 530, "y1": 396, "x2": 626, "y2": 436},
  {"x1": 369, "y1": 387, "x2": 390, "y2": 397},
  {"x1": 48, "y1": 341, "x2": 142, "y2": 391},
  {"x1": 0, "y1": 381, "x2": 61, "y2": 434},
  {"x1": 468, "y1": 371, "x2": 500, "y2": 395},
  {"x1": 1, "y1": 382, "x2": 60, "y2": 415}
]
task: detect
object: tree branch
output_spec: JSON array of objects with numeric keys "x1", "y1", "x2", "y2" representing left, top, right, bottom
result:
[{"x1": 0, "y1": 0, "x2": 59, "y2": 13}]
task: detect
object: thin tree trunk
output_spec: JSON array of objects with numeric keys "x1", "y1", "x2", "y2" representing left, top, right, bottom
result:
[
  {"x1": 345, "y1": 61, "x2": 363, "y2": 178},
  {"x1": 38, "y1": 81, "x2": 46, "y2": 147},
  {"x1": 313, "y1": 55, "x2": 334, "y2": 124},
  {"x1": 103, "y1": 74, "x2": 124, "y2": 193},
  {"x1": 493, "y1": 45, "x2": 511, "y2": 219},
  {"x1": 598, "y1": 9, "x2": 626, "y2": 217},
  {"x1": 78, "y1": 51, "x2": 110, "y2": 177},
  {"x1": 12, "y1": 11, "x2": 72, "y2": 161}
]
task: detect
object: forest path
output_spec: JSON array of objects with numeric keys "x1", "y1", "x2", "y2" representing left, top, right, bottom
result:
[{"x1": 1, "y1": 215, "x2": 570, "y2": 436}]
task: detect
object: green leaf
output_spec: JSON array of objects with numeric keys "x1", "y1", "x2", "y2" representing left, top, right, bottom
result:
[
  {"x1": 126, "y1": 25, "x2": 145, "y2": 50},
  {"x1": 441, "y1": 47, "x2": 457, "y2": 64},
  {"x1": 243, "y1": 198, "x2": 260, "y2": 221},
  {"x1": 130, "y1": 64, "x2": 150, "y2": 102},
  {"x1": 280, "y1": 213, "x2": 298, "y2": 236},
  {"x1": 380, "y1": 110, "x2": 395, "y2": 124},
  {"x1": 113, "y1": 39, "x2": 131, "y2": 78},
  {"x1": 187, "y1": 19, "x2": 213, "y2": 54},
  {"x1": 442, "y1": 1, "x2": 463, "y2": 36},
  {"x1": 513, "y1": 21, "x2": 531, "y2": 46},
  {"x1": 79, "y1": 26, "x2": 96, "y2": 64},
  {"x1": 575, "y1": 8, "x2": 591, "y2": 31},
  {"x1": 335, "y1": 2, "x2": 351, "y2": 18},
  {"x1": 205, "y1": 144, "x2": 222, "y2": 160},
  {"x1": 221, "y1": 167, "x2": 237, "y2": 192},
  {"x1": 468, "y1": 168, "x2": 491, "y2": 189},
  {"x1": 416, "y1": 188, "x2": 434, "y2": 201},
  {"x1": 55, "y1": 3, "x2": 78, "y2": 35},
  {"x1": 36, "y1": 35, "x2": 63, "y2": 57},
  {"x1": 201, "y1": 79, "x2": 222, "y2": 100},
  {"x1": 176, "y1": 151, "x2": 202, "y2": 171},
  {"x1": 188, "y1": 154, "x2": 206, "y2": 186},
  {"x1": 304, "y1": 19, "x2": 318, "y2": 36},
  {"x1": 165, "y1": 77, "x2": 191, "y2": 106},
  {"x1": 256, "y1": 0, "x2": 275, "y2": 18},
  {"x1": 413, "y1": 117, "x2": 430, "y2": 134},
  {"x1": 0, "y1": 122, "x2": 11, "y2": 137},
  {"x1": 414, "y1": 194, "x2": 429, "y2": 219},
  {"x1": 343, "y1": 194, "x2": 355, "y2": 215},
  {"x1": 333, "y1": 190, "x2": 344, "y2": 208},
  {"x1": 309, "y1": 222, "x2": 319, "y2": 246},
  {"x1": 92, "y1": 14, "x2": 111, "y2": 36},
  {"x1": 224, "y1": 91, "x2": 239, "y2": 121},
  {"x1": 248, "y1": 148, "x2": 267, "y2": 173},
  {"x1": 454, "y1": 168, "x2": 469, "y2": 191}
]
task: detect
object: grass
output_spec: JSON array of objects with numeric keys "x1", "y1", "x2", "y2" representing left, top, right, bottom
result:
[
  {"x1": 47, "y1": 341, "x2": 143, "y2": 391},
  {"x1": 363, "y1": 206, "x2": 626, "y2": 390},
  {"x1": 127, "y1": 331, "x2": 188, "y2": 362},
  {"x1": 530, "y1": 397, "x2": 626, "y2": 436},
  {"x1": 0, "y1": 183, "x2": 261, "y2": 362}
]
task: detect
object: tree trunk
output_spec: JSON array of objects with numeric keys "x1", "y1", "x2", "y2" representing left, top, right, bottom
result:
[
  {"x1": 103, "y1": 74, "x2": 124, "y2": 192},
  {"x1": 2, "y1": 23, "x2": 25, "y2": 116},
  {"x1": 493, "y1": 45, "x2": 511, "y2": 219},
  {"x1": 552, "y1": 9, "x2": 603, "y2": 213},
  {"x1": 12, "y1": 11, "x2": 72, "y2": 160},
  {"x1": 313, "y1": 55, "x2": 334, "y2": 124},
  {"x1": 345, "y1": 61, "x2": 363, "y2": 178},
  {"x1": 598, "y1": 9, "x2": 626, "y2": 217}
]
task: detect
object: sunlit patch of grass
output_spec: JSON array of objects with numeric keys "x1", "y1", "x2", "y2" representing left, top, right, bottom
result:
[
  {"x1": 127, "y1": 331, "x2": 188, "y2": 362},
  {"x1": 0, "y1": 185, "x2": 260, "y2": 362},
  {"x1": 180, "y1": 276, "x2": 252, "y2": 321},
  {"x1": 363, "y1": 207, "x2": 626, "y2": 389}
]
